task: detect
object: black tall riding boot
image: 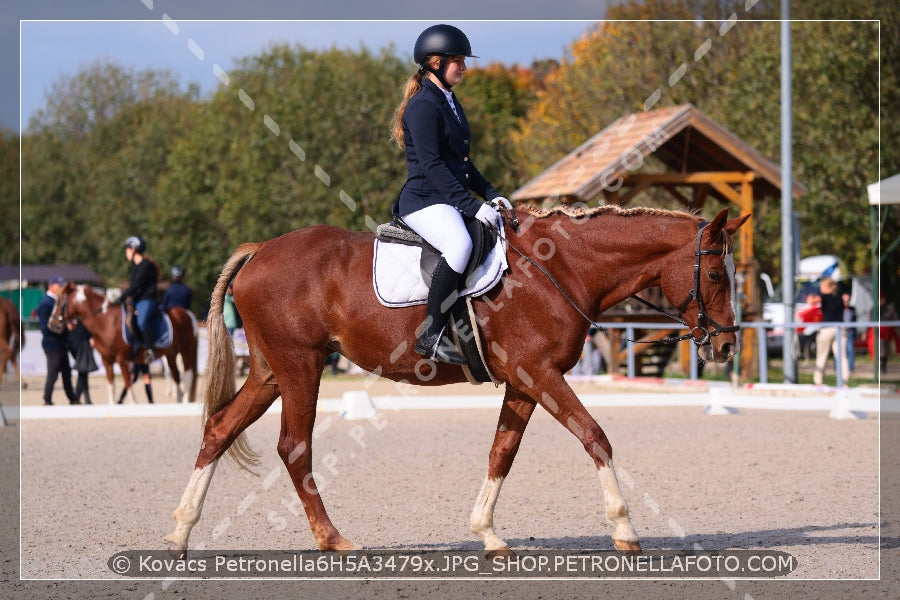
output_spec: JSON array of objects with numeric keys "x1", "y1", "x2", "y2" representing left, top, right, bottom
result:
[{"x1": 414, "y1": 257, "x2": 466, "y2": 365}]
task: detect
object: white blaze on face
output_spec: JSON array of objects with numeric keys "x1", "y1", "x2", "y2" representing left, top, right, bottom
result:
[
  {"x1": 725, "y1": 252, "x2": 740, "y2": 353},
  {"x1": 725, "y1": 252, "x2": 737, "y2": 320},
  {"x1": 74, "y1": 285, "x2": 87, "y2": 304}
]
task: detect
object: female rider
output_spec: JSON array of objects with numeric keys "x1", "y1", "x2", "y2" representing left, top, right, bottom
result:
[
  {"x1": 390, "y1": 23, "x2": 507, "y2": 364},
  {"x1": 119, "y1": 236, "x2": 160, "y2": 363}
]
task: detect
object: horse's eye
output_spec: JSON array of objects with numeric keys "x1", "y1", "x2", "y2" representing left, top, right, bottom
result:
[{"x1": 707, "y1": 269, "x2": 722, "y2": 282}]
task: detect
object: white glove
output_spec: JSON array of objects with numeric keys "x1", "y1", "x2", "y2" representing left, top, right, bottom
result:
[
  {"x1": 491, "y1": 196, "x2": 513, "y2": 211},
  {"x1": 475, "y1": 202, "x2": 502, "y2": 231}
]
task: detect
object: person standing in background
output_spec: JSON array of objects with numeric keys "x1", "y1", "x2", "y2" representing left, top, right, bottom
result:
[
  {"x1": 36, "y1": 276, "x2": 76, "y2": 405},
  {"x1": 223, "y1": 281, "x2": 241, "y2": 337},
  {"x1": 841, "y1": 292, "x2": 857, "y2": 374},
  {"x1": 162, "y1": 265, "x2": 193, "y2": 311},
  {"x1": 813, "y1": 277, "x2": 849, "y2": 387},
  {"x1": 67, "y1": 319, "x2": 97, "y2": 404}
]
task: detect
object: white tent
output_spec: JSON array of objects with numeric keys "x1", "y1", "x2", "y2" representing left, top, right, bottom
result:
[{"x1": 868, "y1": 173, "x2": 900, "y2": 205}]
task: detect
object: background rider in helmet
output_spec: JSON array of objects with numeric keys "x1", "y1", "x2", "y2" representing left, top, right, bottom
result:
[
  {"x1": 389, "y1": 23, "x2": 508, "y2": 364},
  {"x1": 162, "y1": 264, "x2": 193, "y2": 312},
  {"x1": 118, "y1": 236, "x2": 160, "y2": 363}
]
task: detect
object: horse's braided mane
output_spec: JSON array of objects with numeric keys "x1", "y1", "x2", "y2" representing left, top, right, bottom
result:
[{"x1": 522, "y1": 203, "x2": 696, "y2": 221}]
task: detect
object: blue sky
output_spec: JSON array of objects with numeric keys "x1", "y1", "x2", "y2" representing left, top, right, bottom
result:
[
  {"x1": 15, "y1": 17, "x2": 604, "y2": 131},
  {"x1": 0, "y1": 0, "x2": 611, "y2": 130}
]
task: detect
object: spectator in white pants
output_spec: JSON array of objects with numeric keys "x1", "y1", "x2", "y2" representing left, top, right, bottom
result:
[{"x1": 813, "y1": 277, "x2": 849, "y2": 386}]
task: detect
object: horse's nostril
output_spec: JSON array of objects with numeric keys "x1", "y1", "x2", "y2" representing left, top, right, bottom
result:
[{"x1": 721, "y1": 343, "x2": 735, "y2": 357}]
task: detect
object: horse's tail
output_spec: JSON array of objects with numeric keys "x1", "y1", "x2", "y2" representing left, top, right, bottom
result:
[{"x1": 205, "y1": 242, "x2": 263, "y2": 470}]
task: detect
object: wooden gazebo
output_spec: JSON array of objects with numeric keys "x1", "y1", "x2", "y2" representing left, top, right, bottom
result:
[{"x1": 511, "y1": 104, "x2": 806, "y2": 378}]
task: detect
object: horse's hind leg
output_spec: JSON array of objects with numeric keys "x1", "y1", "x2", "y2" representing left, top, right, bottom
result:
[
  {"x1": 164, "y1": 367, "x2": 280, "y2": 558},
  {"x1": 0, "y1": 340, "x2": 11, "y2": 385},
  {"x1": 470, "y1": 385, "x2": 536, "y2": 557},
  {"x1": 275, "y1": 349, "x2": 357, "y2": 551},
  {"x1": 165, "y1": 353, "x2": 184, "y2": 403}
]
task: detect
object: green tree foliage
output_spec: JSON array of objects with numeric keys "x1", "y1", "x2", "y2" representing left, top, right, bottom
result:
[
  {"x1": 0, "y1": 130, "x2": 18, "y2": 264},
  {"x1": 21, "y1": 59, "x2": 200, "y2": 294},
  {"x1": 455, "y1": 63, "x2": 539, "y2": 195},
  {"x1": 511, "y1": 1, "x2": 891, "y2": 289},
  {"x1": 16, "y1": 11, "x2": 898, "y2": 308},
  {"x1": 152, "y1": 44, "x2": 413, "y2": 303}
]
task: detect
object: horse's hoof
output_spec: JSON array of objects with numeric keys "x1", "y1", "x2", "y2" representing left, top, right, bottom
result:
[
  {"x1": 613, "y1": 539, "x2": 642, "y2": 554},
  {"x1": 320, "y1": 537, "x2": 360, "y2": 552},
  {"x1": 164, "y1": 537, "x2": 187, "y2": 560},
  {"x1": 485, "y1": 546, "x2": 514, "y2": 560}
]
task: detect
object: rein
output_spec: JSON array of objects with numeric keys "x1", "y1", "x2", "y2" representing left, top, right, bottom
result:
[{"x1": 505, "y1": 220, "x2": 736, "y2": 348}]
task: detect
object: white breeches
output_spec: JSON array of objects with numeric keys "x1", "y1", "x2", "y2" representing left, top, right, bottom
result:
[{"x1": 403, "y1": 203, "x2": 472, "y2": 274}]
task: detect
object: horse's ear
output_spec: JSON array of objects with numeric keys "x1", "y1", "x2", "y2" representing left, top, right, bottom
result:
[
  {"x1": 707, "y1": 208, "x2": 730, "y2": 233},
  {"x1": 725, "y1": 213, "x2": 751, "y2": 235},
  {"x1": 706, "y1": 209, "x2": 750, "y2": 239}
]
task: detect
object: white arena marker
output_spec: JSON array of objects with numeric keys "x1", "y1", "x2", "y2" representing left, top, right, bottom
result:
[
  {"x1": 339, "y1": 391, "x2": 376, "y2": 420},
  {"x1": 829, "y1": 389, "x2": 867, "y2": 420},
  {"x1": 703, "y1": 386, "x2": 739, "y2": 415}
]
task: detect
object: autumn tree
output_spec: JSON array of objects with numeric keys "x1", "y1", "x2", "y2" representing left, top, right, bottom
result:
[
  {"x1": 510, "y1": 0, "x2": 890, "y2": 288},
  {"x1": 0, "y1": 130, "x2": 18, "y2": 264},
  {"x1": 21, "y1": 59, "x2": 200, "y2": 282},
  {"x1": 151, "y1": 44, "x2": 412, "y2": 303}
]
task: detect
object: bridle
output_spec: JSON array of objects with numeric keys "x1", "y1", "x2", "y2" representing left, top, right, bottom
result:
[
  {"x1": 48, "y1": 290, "x2": 108, "y2": 334},
  {"x1": 628, "y1": 220, "x2": 739, "y2": 345},
  {"x1": 505, "y1": 218, "x2": 738, "y2": 348}
]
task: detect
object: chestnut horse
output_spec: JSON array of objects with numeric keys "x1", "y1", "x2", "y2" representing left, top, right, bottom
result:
[
  {"x1": 165, "y1": 205, "x2": 749, "y2": 557},
  {"x1": 48, "y1": 283, "x2": 199, "y2": 404},
  {"x1": 0, "y1": 296, "x2": 22, "y2": 385}
]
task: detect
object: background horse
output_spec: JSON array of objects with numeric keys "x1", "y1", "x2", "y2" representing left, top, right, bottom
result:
[
  {"x1": 166, "y1": 205, "x2": 749, "y2": 558},
  {"x1": 0, "y1": 296, "x2": 22, "y2": 386},
  {"x1": 48, "y1": 284, "x2": 199, "y2": 404}
]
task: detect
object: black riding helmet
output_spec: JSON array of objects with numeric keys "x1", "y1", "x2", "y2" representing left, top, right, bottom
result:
[
  {"x1": 414, "y1": 24, "x2": 477, "y2": 89},
  {"x1": 123, "y1": 235, "x2": 147, "y2": 254}
]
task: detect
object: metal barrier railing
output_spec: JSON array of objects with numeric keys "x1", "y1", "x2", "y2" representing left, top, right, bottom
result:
[{"x1": 593, "y1": 319, "x2": 900, "y2": 385}]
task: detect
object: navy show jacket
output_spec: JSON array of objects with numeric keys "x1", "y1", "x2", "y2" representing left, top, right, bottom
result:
[{"x1": 396, "y1": 77, "x2": 499, "y2": 218}]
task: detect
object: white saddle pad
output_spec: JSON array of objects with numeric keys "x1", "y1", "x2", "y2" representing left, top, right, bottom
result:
[{"x1": 373, "y1": 232, "x2": 507, "y2": 308}]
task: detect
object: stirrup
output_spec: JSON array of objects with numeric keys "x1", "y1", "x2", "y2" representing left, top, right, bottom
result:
[{"x1": 415, "y1": 330, "x2": 466, "y2": 365}]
